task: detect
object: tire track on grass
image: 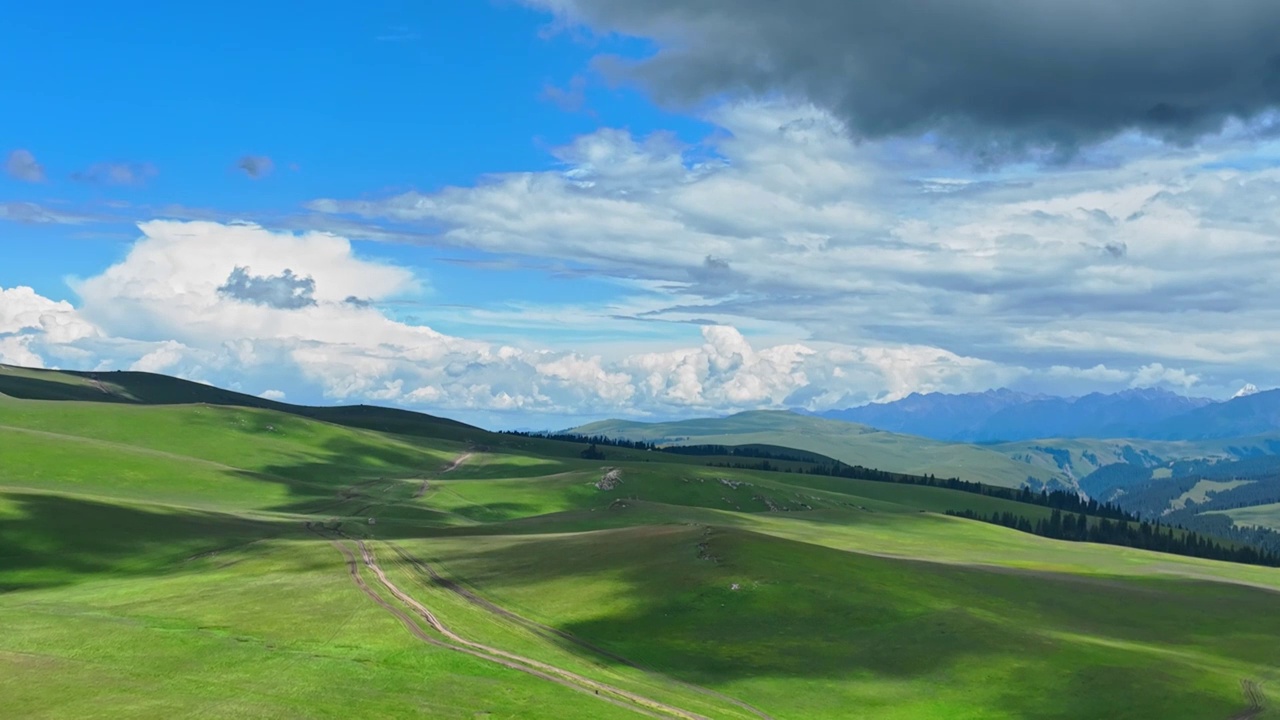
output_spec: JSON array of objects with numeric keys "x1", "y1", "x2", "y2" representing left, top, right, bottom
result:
[
  {"x1": 308, "y1": 524, "x2": 668, "y2": 719},
  {"x1": 1229, "y1": 679, "x2": 1267, "y2": 720},
  {"x1": 382, "y1": 540, "x2": 776, "y2": 720},
  {"x1": 354, "y1": 537, "x2": 710, "y2": 720},
  {"x1": 415, "y1": 452, "x2": 472, "y2": 498},
  {"x1": 304, "y1": 453, "x2": 718, "y2": 720}
]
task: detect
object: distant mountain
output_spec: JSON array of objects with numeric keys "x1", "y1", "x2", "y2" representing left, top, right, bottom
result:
[
  {"x1": 1153, "y1": 389, "x2": 1280, "y2": 440},
  {"x1": 972, "y1": 388, "x2": 1214, "y2": 442},
  {"x1": 816, "y1": 389, "x2": 1039, "y2": 440},
  {"x1": 1234, "y1": 383, "x2": 1261, "y2": 399},
  {"x1": 815, "y1": 388, "x2": 1216, "y2": 442}
]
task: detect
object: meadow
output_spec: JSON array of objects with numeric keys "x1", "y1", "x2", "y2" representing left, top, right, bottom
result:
[{"x1": 2, "y1": 366, "x2": 1279, "y2": 719}]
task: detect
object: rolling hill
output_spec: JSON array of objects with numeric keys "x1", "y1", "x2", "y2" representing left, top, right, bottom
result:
[
  {"x1": 573, "y1": 410, "x2": 1280, "y2": 493},
  {"x1": 573, "y1": 411, "x2": 1066, "y2": 489},
  {"x1": 4, "y1": 367, "x2": 1280, "y2": 719}
]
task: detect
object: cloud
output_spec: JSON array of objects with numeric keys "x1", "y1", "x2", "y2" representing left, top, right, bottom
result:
[
  {"x1": 4, "y1": 221, "x2": 1048, "y2": 423},
  {"x1": 218, "y1": 267, "x2": 318, "y2": 309},
  {"x1": 129, "y1": 340, "x2": 190, "y2": 374},
  {"x1": 6, "y1": 149, "x2": 45, "y2": 182},
  {"x1": 307, "y1": 101, "x2": 1280, "y2": 399},
  {"x1": 0, "y1": 286, "x2": 99, "y2": 368},
  {"x1": 1046, "y1": 364, "x2": 1132, "y2": 383},
  {"x1": 0, "y1": 202, "x2": 100, "y2": 225},
  {"x1": 1131, "y1": 362, "x2": 1200, "y2": 389},
  {"x1": 259, "y1": 389, "x2": 287, "y2": 401},
  {"x1": 528, "y1": 0, "x2": 1280, "y2": 155},
  {"x1": 236, "y1": 155, "x2": 274, "y2": 179},
  {"x1": 73, "y1": 161, "x2": 158, "y2": 186}
]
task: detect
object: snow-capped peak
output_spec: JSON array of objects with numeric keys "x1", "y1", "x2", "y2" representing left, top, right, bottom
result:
[{"x1": 1233, "y1": 383, "x2": 1260, "y2": 399}]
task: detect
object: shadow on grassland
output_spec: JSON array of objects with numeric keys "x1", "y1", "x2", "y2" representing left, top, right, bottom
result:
[
  {"x1": 0, "y1": 492, "x2": 292, "y2": 591},
  {"x1": 400, "y1": 522, "x2": 1280, "y2": 720}
]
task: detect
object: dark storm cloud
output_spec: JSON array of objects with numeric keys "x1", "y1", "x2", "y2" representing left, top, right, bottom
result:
[
  {"x1": 217, "y1": 266, "x2": 317, "y2": 309},
  {"x1": 537, "y1": 0, "x2": 1280, "y2": 154}
]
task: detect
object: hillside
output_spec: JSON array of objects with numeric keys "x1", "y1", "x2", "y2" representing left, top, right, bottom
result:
[
  {"x1": 4, "y1": 371, "x2": 1280, "y2": 718},
  {"x1": 990, "y1": 434, "x2": 1280, "y2": 491},
  {"x1": 1079, "y1": 454, "x2": 1280, "y2": 547},
  {"x1": 573, "y1": 410, "x2": 1280, "y2": 494},
  {"x1": 574, "y1": 411, "x2": 1066, "y2": 489},
  {"x1": 0, "y1": 364, "x2": 480, "y2": 442}
]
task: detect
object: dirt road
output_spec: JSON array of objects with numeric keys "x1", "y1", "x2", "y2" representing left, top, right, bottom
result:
[
  {"x1": 353, "y1": 538, "x2": 712, "y2": 720},
  {"x1": 415, "y1": 452, "x2": 472, "y2": 498},
  {"x1": 383, "y1": 540, "x2": 776, "y2": 720},
  {"x1": 300, "y1": 456, "x2": 758, "y2": 720},
  {"x1": 305, "y1": 524, "x2": 672, "y2": 719}
]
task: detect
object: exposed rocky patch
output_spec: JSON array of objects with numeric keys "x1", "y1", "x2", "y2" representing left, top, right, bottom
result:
[{"x1": 595, "y1": 468, "x2": 622, "y2": 491}]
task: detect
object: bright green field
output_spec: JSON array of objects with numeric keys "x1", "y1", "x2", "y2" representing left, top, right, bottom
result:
[{"x1": 4, "y1": 377, "x2": 1280, "y2": 719}]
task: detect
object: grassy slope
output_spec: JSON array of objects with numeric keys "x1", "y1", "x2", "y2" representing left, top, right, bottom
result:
[
  {"x1": 3, "y1": 379, "x2": 1280, "y2": 718},
  {"x1": 992, "y1": 435, "x2": 1280, "y2": 489},
  {"x1": 1217, "y1": 503, "x2": 1280, "y2": 532},
  {"x1": 574, "y1": 411, "x2": 1056, "y2": 488},
  {"x1": 575, "y1": 410, "x2": 1280, "y2": 494}
]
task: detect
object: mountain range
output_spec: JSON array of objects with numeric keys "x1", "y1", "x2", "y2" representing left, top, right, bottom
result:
[{"x1": 813, "y1": 386, "x2": 1280, "y2": 442}]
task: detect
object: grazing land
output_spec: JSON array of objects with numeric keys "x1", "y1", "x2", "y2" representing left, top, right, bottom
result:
[
  {"x1": 574, "y1": 411, "x2": 1280, "y2": 492},
  {"x1": 3, "y1": 367, "x2": 1280, "y2": 719}
]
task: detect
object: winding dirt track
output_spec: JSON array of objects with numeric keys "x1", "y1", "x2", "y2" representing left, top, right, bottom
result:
[
  {"x1": 304, "y1": 451, "x2": 762, "y2": 719},
  {"x1": 306, "y1": 525, "x2": 670, "y2": 719},
  {"x1": 415, "y1": 452, "x2": 472, "y2": 498},
  {"x1": 382, "y1": 540, "x2": 776, "y2": 720},
  {"x1": 353, "y1": 537, "x2": 711, "y2": 720}
]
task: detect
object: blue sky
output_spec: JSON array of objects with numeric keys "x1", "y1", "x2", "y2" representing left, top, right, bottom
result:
[
  {"x1": 1, "y1": 1, "x2": 700, "y2": 297},
  {"x1": 5, "y1": 0, "x2": 1280, "y2": 427}
]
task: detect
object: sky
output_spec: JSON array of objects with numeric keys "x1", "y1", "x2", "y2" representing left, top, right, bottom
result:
[{"x1": 5, "y1": 0, "x2": 1280, "y2": 428}]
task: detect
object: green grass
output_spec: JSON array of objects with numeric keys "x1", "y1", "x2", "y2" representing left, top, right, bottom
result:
[
  {"x1": 1, "y1": 536, "x2": 641, "y2": 720},
  {"x1": 575, "y1": 411, "x2": 1049, "y2": 488},
  {"x1": 389, "y1": 523, "x2": 1280, "y2": 719},
  {"x1": 1172, "y1": 479, "x2": 1255, "y2": 509},
  {"x1": 1216, "y1": 503, "x2": 1280, "y2": 532},
  {"x1": 576, "y1": 411, "x2": 1280, "y2": 494},
  {"x1": 5, "y1": 369, "x2": 1280, "y2": 719}
]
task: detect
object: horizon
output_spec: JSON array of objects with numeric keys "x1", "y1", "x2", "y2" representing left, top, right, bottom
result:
[
  {"x1": 5, "y1": 1, "x2": 1280, "y2": 428},
  {"x1": 2, "y1": 361, "x2": 1269, "y2": 434}
]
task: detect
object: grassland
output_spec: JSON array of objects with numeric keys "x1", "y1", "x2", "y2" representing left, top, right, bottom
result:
[
  {"x1": 1217, "y1": 503, "x2": 1280, "y2": 532},
  {"x1": 574, "y1": 411, "x2": 1055, "y2": 488},
  {"x1": 4, "y1": 368, "x2": 1280, "y2": 719},
  {"x1": 574, "y1": 411, "x2": 1280, "y2": 493}
]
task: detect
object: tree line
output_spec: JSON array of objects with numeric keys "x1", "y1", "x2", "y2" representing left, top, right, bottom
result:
[
  {"x1": 506, "y1": 429, "x2": 1280, "y2": 562},
  {"x1": 946, "y1": 507, "x2": 1280, "y2": 568},
  {"x1": 709, "y1": 458, "x2": 1138, "y2": 522}
]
